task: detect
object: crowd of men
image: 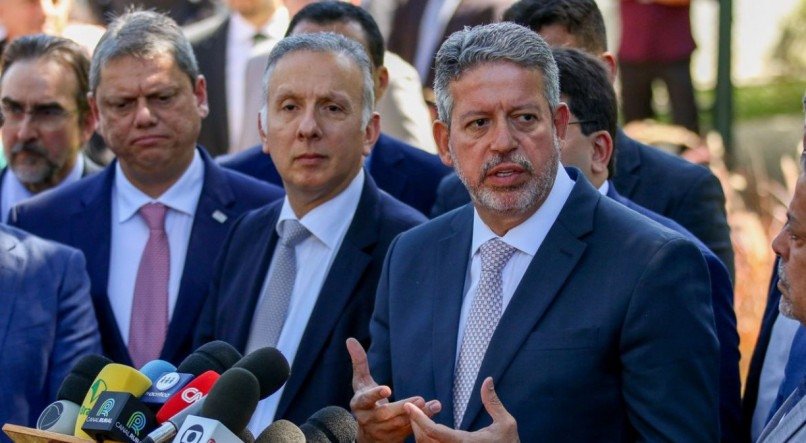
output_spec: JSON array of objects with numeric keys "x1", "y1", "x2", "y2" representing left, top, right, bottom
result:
[{"x1": 0, "y1": 0, "x2": 803, "y2": 441}]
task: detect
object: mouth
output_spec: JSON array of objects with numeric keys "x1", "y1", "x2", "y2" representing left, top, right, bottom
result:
[
  {"x1": 484, "y1": 163, "x2": 527, "y2": 187},
  {"x1": 294, "y1": 152, "x2": 327, "y2": 166},
  {"x1": 131, "y1": 135, "x2": 168, "y2": 146}
]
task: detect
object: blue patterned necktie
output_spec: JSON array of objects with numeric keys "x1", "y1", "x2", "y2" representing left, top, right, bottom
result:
[{"x1": 453, "y1": 238, "x2": 517, "y2": 428}]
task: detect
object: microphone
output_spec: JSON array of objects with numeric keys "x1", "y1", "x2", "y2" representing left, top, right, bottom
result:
[
  {"x1": 81, "y1": 391, "x2": 157, "y2": 443},
  {"x1": 155, "y1": 371, "x2": 219, "y2": 423},
  {"x1": 171, "y1": 368, "x2": 260, "y2": 443},
  {"x1": 299, "y1": 407, "x2": 357, "y2": 443},
  {"x1": 36, "y1": 354, "x2": 112, "y2": 435},
  {"x1": 74, "y1": 363, "x2": 152, "y2": 439},
  {"x1": 177, "y1": 341, "x2": 242, "y2": 376},
  {"x1": 232, "y1": 347, "x2": 290, "y2": 399},
  {"x1": 140, "y1": 360, "x2": 178, "y2": 382},
  {"x1": 255, "y1": 420, "x2": 304, "y2": 443},
  {"x1": 239, "y1": 427, "x2": 255, "y2": 443}
]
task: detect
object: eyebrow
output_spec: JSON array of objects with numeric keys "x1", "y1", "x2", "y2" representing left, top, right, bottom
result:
[{"x1": 1, "y1": 97, "x2": 66, "y2": 110}]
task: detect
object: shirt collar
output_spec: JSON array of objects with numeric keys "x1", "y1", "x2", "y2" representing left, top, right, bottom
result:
[
  {"x1": 277, "y1": 168, "x2": 365, "y2": 250},
  {"x1": 114, "y1": 148, "x2": 204, "y2": 223},
  {"x1": 471, "y1": 165, "x2": 575, "y2": 258},
  {"x1": 229, "y1": 7, "x2": 289, "y2": 44},
  {"x1": 597, "y1": 180, "x2": 609, "y2": 196}
]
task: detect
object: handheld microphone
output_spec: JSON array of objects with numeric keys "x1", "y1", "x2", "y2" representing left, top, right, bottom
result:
[
  {"x1": 232, "y1": 347, "x2": 290, "y2": 399},
  {"x1": 177, "y1": 341, "x2": 242, "y2": 376},
  {"x1": 171, "y1": 368, "x2": 260, "y2": 443},
  {"x1": 255, "y1": 420, "x2": 304, "y2": 443},
  {"x1": 81, "y1": 391, "x2": 157, "y2": 443},
  {"x1": 36, "y1": 354, "x2": 112, "y2": 435},
  {"x1": 239, "y1": 427, "x2": 255, "y2": 443},
  {"x1": 155, "y1": 371, "x2": 219, "y2": 423},
  {"x1": 140, "y1": 360, "x2": 178, "y2": 382},
  {"x1": 74, "y1": 363, "x2": 152, "y2": 438},
  {"x1": 299, "y1": 406, "x2": 357, "y2": 443}
]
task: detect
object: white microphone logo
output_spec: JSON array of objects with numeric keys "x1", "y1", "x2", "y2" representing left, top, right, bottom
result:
[{"x1": 181, "y1": 387, "x2": 203, "y2": 404}]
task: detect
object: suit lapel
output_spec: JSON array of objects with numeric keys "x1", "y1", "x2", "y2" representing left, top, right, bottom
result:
[
  {"x1": 368, "y1": 135, "x2": 406, "y2": 199},
  {"x1": 275, "y1": 175, "x2": 380, "y2": 419},
  {"x1": 460, "y1": 175, "x2": 598, "y2": 429},
  {"x1": 0, "y1": 231, "x2": 21, "y2": 354},
  {"x1": 200, "y1": 18, "x2": 230, "y2": 152},
  {"x1": 431, "y1": 205, "x2": 474, "y2": 427}
]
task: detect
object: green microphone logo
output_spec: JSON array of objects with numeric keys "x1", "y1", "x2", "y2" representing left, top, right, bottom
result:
[
  {"x1": 98, "y1": 398, "x2": 116, "y2": 417},
  {"x1": 127, "y1": 411, "x2": 146, "y2": 436}
]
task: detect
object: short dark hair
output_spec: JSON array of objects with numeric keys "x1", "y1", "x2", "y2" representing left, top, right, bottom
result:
[
  {"x1": 504, "y1": 0, "x2": 607, "y2": 55},
  {"x1": 286, "y1": 1, "x2": 385, "y2": 69},
  {"x1": 552, "y1": 47, "x2": 617, "y2": 177},
  {"x1": 1, "y1": 34, "x2": 91, "y2": 120}
]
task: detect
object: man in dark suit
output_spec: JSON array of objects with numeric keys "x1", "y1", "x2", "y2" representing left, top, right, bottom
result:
[
  {"x1": 0, "y1": 34, "x2": 103, "y2": 222},
  {"x1": 195, "y1": 32, "x2": 425, "y2": 434},
  {"x1": 433, "y1": 0, "x2": 734, "y2": 280},
  {"x1": 348, "y1": 23, "x2": 717, "y2": 441},
  {"x1": 185, "y1": 0, "x2": 288, "y2": 156},
  {"x1": 219, "y1": 1, "x2": 451, "y2": 216},
  {"x1": 0, "y1": 224, "x2": 101, "y2": 436},
  {"x1": 10, "y1": 11, "x2": 283, "y2": 368}
]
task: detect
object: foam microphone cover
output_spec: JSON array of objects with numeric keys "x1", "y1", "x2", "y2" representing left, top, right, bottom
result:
[
  {"x1": 155, "y1": 370, "x2": 219, "y2": 423},
  {"x1": 178, "y1": 341, "x2": 242, "y2": 376},
  {"x1": 57, "y1": 354, "x2": 113, "y2": 403},
  {"x1": 238, "y1": 427, "x2": 255, "y2": 443},
  {"x1": 256, "y1": 420, "x2": 305, "y2": 443},
  {"x1": 140, "y1": 360, "x2": 178, "y2": 382},
  {"x1": 74, "y1": 363, "x2": 152, "y2": 438},
  {"x1": 300, "y1": 406, "x2": 357, "y2": 443},
  {"x1": 232, "y1": 347, "x2": 290, "y2": 399},
  {"x1": 200, "y1": 367, "x2": 260, "y2": 435}
]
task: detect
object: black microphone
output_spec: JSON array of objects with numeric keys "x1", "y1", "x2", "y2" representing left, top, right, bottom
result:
[
  {"x1": 178, "y1": 341, "x2": 242, "y2": 376},
  {"x1": 239, "y1": 427, "x2": 256, "y2": 443},
  {"x1": 36, "y1": 354, "x2": 112, "y2": 435},
  {"x1": 299, "y1": 407, "x2": 357, "y2": 443},
  {"x1": 81, "y1": 391, "x2": 157, "y2": 443},
  {"x1": 232, "y1": 347, "x2": 290, "y2": 399},
  {"x1": 172, "y1": 368, "x2": 260, "y2": 443},
  {"x1": 255, "y1": 420, "x2": 304, "y2": 443}
]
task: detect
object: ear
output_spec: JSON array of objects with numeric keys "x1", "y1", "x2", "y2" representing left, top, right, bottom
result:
[
  {"x1": 79, "y1": 107, "x2": 97, "y2": 144},
  {"x1": 600, "y1": 52, "x2": 618, "y2": 84},
  {"x1": 434, "y1": 120, "x2": 452, "y2": 167},
  {"x1": 258, "y1": 109, "x2": 270, "y2": 155},
  {"x1": 553, "y1": 102, "x2": 570, "y2": 142},
  {"x1": 590, "y1": 130, "x2": 614, "y2": 176},
  {"x1": 194, "y1": 75, "x2": 209, "y2": 118},
  {"x1": 88, "y1": 92, "x2": 103, "y2": 136},
  {"x1": 375, "y1": 66, "x2": 390, "y2": 104},
  {"x1": 362, "y1": 112, "x2": 381, "y2": 156}
]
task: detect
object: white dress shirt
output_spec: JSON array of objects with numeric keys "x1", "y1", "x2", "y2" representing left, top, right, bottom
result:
[
  {"x1": 226, "y1": 8, "x2": 289, "y2": 150},
  {"x1": 2, "y1": 155, "x2": 85, "y2": 223},
  {"x1": 456, "y1": 166, "x2": 574, "y2": 357},
  {"x1": 414, "y1": 0, "x2": 462, "y2": 80},
  {"x1": 107, "y1": 149, "x2": 204, "y2": 344},
  {"x1": 248, "y1": 169, "x2": 365, "y2": 434}
]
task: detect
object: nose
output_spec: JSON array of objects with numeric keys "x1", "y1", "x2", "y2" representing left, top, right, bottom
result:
[
  {"x1": 296, "y1": 107, "x2": 322, "y2": 140},
  {"x1": 489, "y1": 120, "x2": 517, "y2": 154},
  {"x1": 15, "y1": 114, "x2": 38, "y2": 142},
  {"x1": 134, "y1": 98, "x2": 157, "y2": 128},
  {"x1": 772, "y1": 228, "x2": 788, "y2": 260}
]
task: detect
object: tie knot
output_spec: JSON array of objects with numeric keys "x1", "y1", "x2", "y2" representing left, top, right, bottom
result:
[
  {"x1": 278, "y1": 219, "x2": 310, "y2": 247},
  {"x1": 252, "y1": 32, "x2": 267, "y2": 45},
  {"x1": 140, "y1": 203, "x2": 167, "y2": 231},
  {"x1": 479, "y1": 238, "x2": 517, "y2": 272}
]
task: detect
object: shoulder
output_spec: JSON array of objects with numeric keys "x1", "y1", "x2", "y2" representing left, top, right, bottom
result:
[
  {"x1": 13, "y1": 169, "x2": 107, "y2": 222},
  {"x1": 379, "y1": 135, "x2": 448, "y2": 172},
  {"x1": 0, "y1": 224, "x2": 83, "y2": 270},
  {"x1": 375, "y1": 189, "x2": 428, "y2": 229},
  {"x1": 217, "y1": 145, "x2": 265, "y2": 169},
  {"x1": 209, "y1": 160, "x2": 284, "y2": 202},
  {"x1": 183, "y1": 13, "x2": 229, "y2": 45}
]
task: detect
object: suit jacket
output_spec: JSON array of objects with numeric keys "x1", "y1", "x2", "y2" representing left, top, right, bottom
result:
[
  {"x1": 186, "y1": 14, "x2": 231, "y2": 157},
  {"x1": 608, "y1": 184, "x2": 741, "y2": 442},
  {"x1": 195, "y1": 173, "x2": 425, "y2": 424},
  {"x1": 9, "y1": 148, "x2": 283, "y2": 366},
  {"x1": 387, "y1": 0, "x2": 515, "y2": 87},
  {"x1": 369, "y1": 168, "x2": 719, "y2": 440},
  {"x1": 218, "y1": 134, "x2": 452, "y2": 216},
  {"x1": 612, "y1": 129, "x2": 734, "y2": 280},
  {"x1": 0, "y1": 224, "x2": 101, "y2": 434},
  {"x1": 757, "y1": 377, "x2": 806, "y2": 443}
]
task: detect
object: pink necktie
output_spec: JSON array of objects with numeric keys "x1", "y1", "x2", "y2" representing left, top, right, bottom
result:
[{"x1": 129, "y1": 202, "x2": 170, "y2": 368}]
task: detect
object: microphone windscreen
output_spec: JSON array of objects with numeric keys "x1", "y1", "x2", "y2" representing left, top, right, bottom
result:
[
  {"x1": 239, "y1": 427, "x2": 255, "y2": 443},
  {"x1": 233, "y1": 347, "x2": 290, "y2": 399},
  {"x1": 177, "y1": 341, "x2": 242, "y2": 376},
  {"x1": 139, "y1": 360, "x2": 178, "y2": 382},
  {"x1": 305, "y1": 406, "x2": 357, "y2": 443},
  {"x1": 57, "y1": 354, "x2": 113, "y2": 403},
  {"x1": 256, "y1": 420, "x2": 305, "y2": 443},
  {"x1": 201, "y1": 367, "x2": 259, "y2": 434},
  {"x1": 74, "y1": 363, "x2": 152, "y2": 438},
  {"x1": 155, "y1": 370, "x2": 219, "y2": 423}
]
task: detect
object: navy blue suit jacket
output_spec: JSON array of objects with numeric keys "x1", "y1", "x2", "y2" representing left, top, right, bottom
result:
[
  {"x1": 608, "y1": 184, "x2": 741, "y2": 442},
  {"x1": 9, "y1": 148, "x2": 283, "y2": 366},
  {"x1": 195, "y1": 173, "x2": 425, "y2": 424},
  {"x1": 370, "y1": 169, "x2": 719, "y2": 440},
  {"x1": 218, "y1": 133, "x2": 452, "y2": 216},
  {"x1": 0, "y1": 224, "x2": 100, "y2": 435},
  {"x1": 612, "y1": 130, "x2": 734, "y2": 280}
]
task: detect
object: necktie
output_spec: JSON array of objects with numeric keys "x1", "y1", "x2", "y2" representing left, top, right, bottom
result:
[
  {"x1": 252, "y1": 32, "x2": 267, "y2": 45},
  {"x1": 453, "y1": 238, "x2": 517, "y2": 428},
  {"x1": 245, "y1": 219, "x2": 311, "y2": 353},
  {"x1": 129, "y1": 202, "x2": 169, "y2": 369}
]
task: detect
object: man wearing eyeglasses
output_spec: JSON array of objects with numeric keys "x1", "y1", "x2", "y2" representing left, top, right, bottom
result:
[{"x1": 0, "y1": 33, "x2": 100, "y2": 223}]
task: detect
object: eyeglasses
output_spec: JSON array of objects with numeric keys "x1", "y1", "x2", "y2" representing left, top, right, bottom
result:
[{"x1": 0, "y1": 103, "x2": 77, "y2": 131}]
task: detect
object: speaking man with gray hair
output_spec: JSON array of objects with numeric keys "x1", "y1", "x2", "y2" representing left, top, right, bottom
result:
[{"x1": 347, "y1": 22, "x2": 719, "y2": 441}]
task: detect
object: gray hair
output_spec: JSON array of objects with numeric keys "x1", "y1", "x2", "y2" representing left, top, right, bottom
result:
[
  {"x1": 89, "y1": 10, "x2": 200, "y2": 92},
  {"x1": 260, "y1": 32, "x2": 374, "y2": 129},
  {"x1": 433, "y1": 22, "x2": 560, "y2": 124}
]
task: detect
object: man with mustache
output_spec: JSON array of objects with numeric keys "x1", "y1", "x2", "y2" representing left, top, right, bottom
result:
[
  {"x1": 347, "y1": 22, "x2": 718, "y2": 441},
  {"x1": 0, "y1": 34, "x2": 101, "y2": 222}
]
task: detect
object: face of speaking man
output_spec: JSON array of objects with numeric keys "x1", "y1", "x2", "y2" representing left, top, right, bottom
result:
[
  {"x1": 259, "y1": 49, "x2": 379, "y2": 216},
  {"x1": 774, "y1": 169, "x2": 806, "y2": 324},
  {"x1": 1, "y1": 56, "x2": 95, "y2": 193},
  {"x1": 433, "y1": 61, "x2": 569, "y2": 234}
]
